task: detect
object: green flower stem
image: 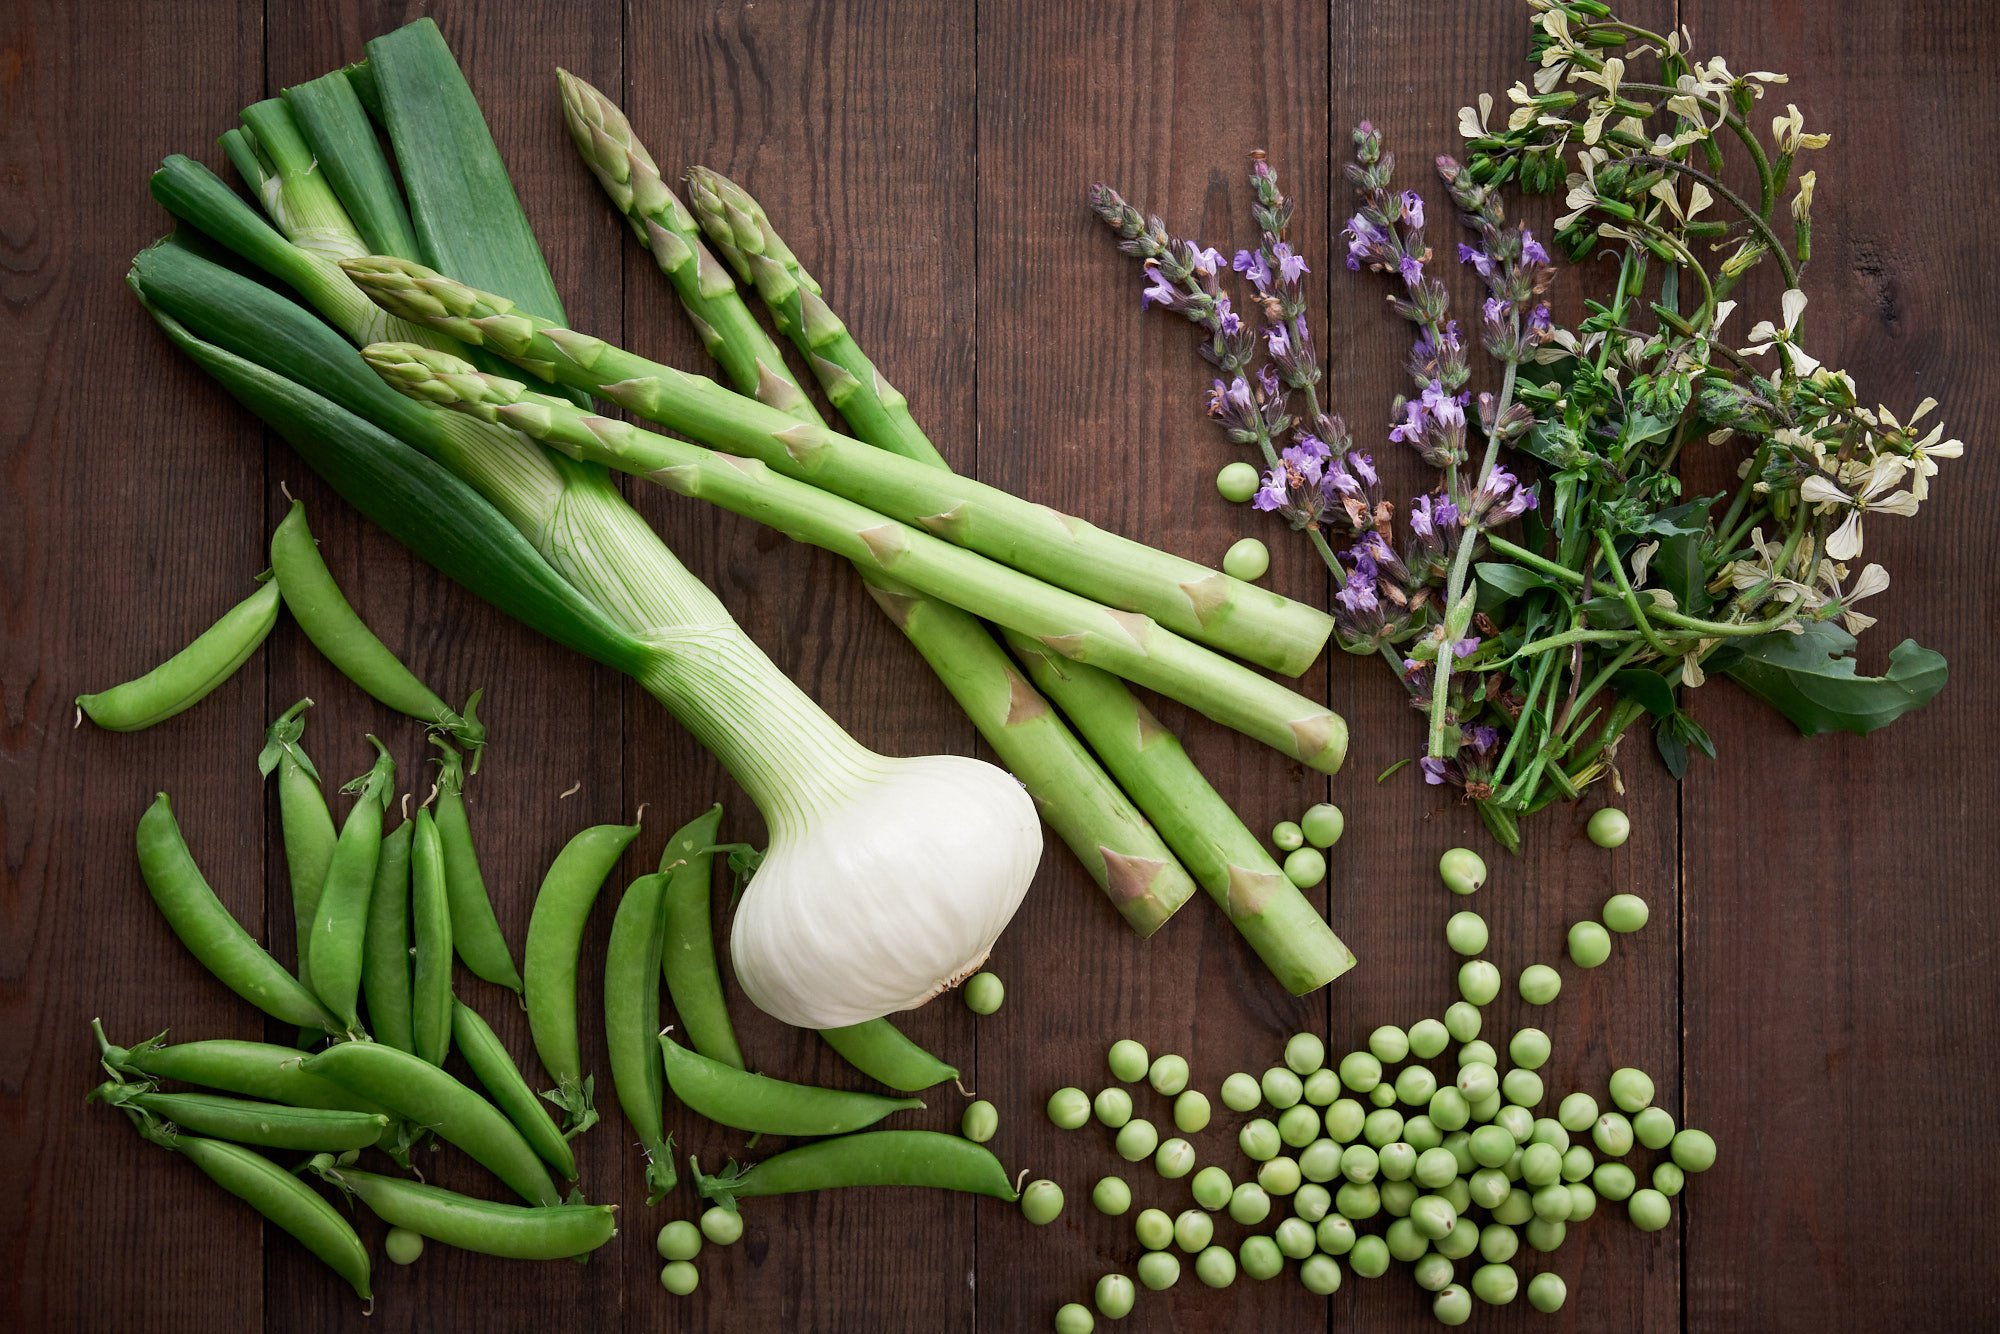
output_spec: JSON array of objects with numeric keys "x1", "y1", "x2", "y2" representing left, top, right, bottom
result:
[
  {"x1": 1627, "y1": 155, "x2": 1797, "y2": 289},
  {"x1": 1595, "y1": 529, "x2": 1674, "y2": 656},
  {"x1": 365, "y1": 346, "x2": 1350, "y2": 775},
  {"x1": 1484, "y1": 534, "x2": 1582, "y2": 586},
  {"x1": 343, "y1": 257, "x2": 1334, "y2": 678}
]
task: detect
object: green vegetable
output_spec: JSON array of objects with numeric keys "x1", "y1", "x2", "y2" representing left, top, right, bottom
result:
[
  {"x1": 311, "y1": 1159, "x2": 613, "y2": 1260},
  {"x1": 1528, "y1": 1271, "x2": 1568, "y2": 1313},
  {"x1": 1445, "y1": 911, "x2": 1488, "y2": 956},
  {"x1": 1107, "y1": 1039, "x2": 1149, "y2": 1083},
  {"x1": 1047, "y1": 1087, "x2": 1091, "y2": 1130},
  {"x1": 1239, "y1": 1234, "x2": 1284, "y2": 1281},
  {"x1": 1568, "y1": 919, "x2": 1613, "y2": 967},
  {"x1": 1443, "y1": 1001, "x2": 1481, "y2": 1043},
  {"x1": 700, "y1": 1206, "x2": 744, "y2": 1246},
  {"x1": 1609, "y1": 1067, "x2": 1656, "y2": 1113},
  {"x1": 657, "y1": 1220, "x2": 702, "y2": 1261},
  {"x1": 1300, "y1": 802, "x2": 1344, "y2": 848},
  {"x1": 1115, "y1": 1118, "x2": 1160, "y2": 1162},
  {"x1": 1190, "y1": 1166, "x2": 1232, "y2": 1211},
  {"x1": 1093, "y1": 1273, "x2": 1135, "y2": 1319},
  {"x1": 1558, "y1": 1092, "x2": 1599, "y2": 1132},
  {"x1": 961, "y1": 1100, "x2": 999, "y2": 1143},
  {"x1": 1258, "y1": 1156, "x2": 1302, "y2": 1196},
  {"x1": 408, "y1": 809, "x2": 452, "y2": 1067},
  {"x1": 1508, "y1": 1027, "x2": 1551, "y2": 1070},
  {"x1": 1633, "y1": 1106, "x2": 1676, "y2": 1150},
  {"x1": 1173, "y1": 1209, "x2": 1214, "y2": 1253},
  {"x1": 1720, "y1": 622, "x2": 1946, "y2": 737},
  {"x1": 1055, "y1": 1302, "x2": 1095, "y2": 1334},
  {"x1": 1300, "y1": 1253, "x2": 1343, "y2": 1294},
  {"x1": 76, "y1": 579, "x2": 278, "y2": 731},
  {"x1": 1518, "y1": 963, "x2": 1562, "y2": 1005},
  {"x1": 1238, "y1": 1118, "x2": 1281, "y2": 1162},
  {"x1": 1604, "y1": 892, "x2": 1651, "y2": 933},
  {"x1": 1348, "y1": 1234, "x2": 1390, "y2": 1278},
  {"x1": 1279, "y1": 1105, "x2": 1321, "y2": 1149},
  {"x1": 820, "y1": 1019, "x2": 957, "y2": 1094},
  {"x1": 1222, "y1": 537, "x2": 1270, "y2": 582},
  {"x1": 1271, "y1": 820, "x2": 1305, "y2": 851},
  {"x1": 429, "y1": 740, "x2": 520, "y2": 990},
  {"x1": 1292, "y1": 1182, "x2": 1332, "y2": 1221},
  {"x1": 1219, "y1": 1072, "x2": 1261, "y2": 1112},
  {"x1": 1092, "y1": 1175, "x2": 1132, "y2": 1216},
  {"x1": 452, "y1": 1001, "x2": 576, "y2": 1180},
  {"x1": 1132, "y1": 1206, "x2": 1173, "y2": 1250},
  {"x1": 650, "y1": 805, "x2": 748, "y2": 1072},
  {"x1": 90, "y1": 1084, "x2": 388, "y2": 1153},
  {"x1": 1587, "y1": 806, "x2": 1631, "y2": 847},
  {"x1": 605, "y1": 870, "x2": 675, "y2": 1201},
  {"x1": 1672, "y1": 1128, "x2": 1718, "y2": 1172},
  {"x1": 1282, "y1": 846, "x2": 1326, "y2": 887},
  {"x1": 696, "y1": 1131, "x2": 1018, "y2": 1205},
  {"x1": 1195, "y1": 1244, "x2": 1237, "y2": 1288},
  {"x1": 1261, "y1": 1066, "x2": 1304, "y2": 1108},
  {"x1": 304, "y1": 737, "x2": 395, "y2": 1032},
  {"x1": 360, "y1": 819, "x2": 414, "y2": 1053},
  {"x1": 1654, "y1": 1161, "x2": 1686, "y2": 1196},
  {"x1": 1628, "y1": 1186, "x2": 1673, "y2": 1231},
  {"x1": 1021, "y1": 1180, "x2": 1065, "y2": 1225},
  {"x1": 259, "y1": 699, "x2": 335, "y2": 993},
  {"x1": 384, "y1": 1227, "x2": 424, "y2": 1265},
  {"x1": 963, "y1": 972, "x2": 1005, "y2": 1015},
  {"x1": 1227, "y1": 1182, "x2": 1272, "y2": 1226},
  {"x1": 659, "y1": 1262, "x2": 699, "y2": 1295},
  {"x1": 1593, "y1": 1162, "x2": 1636, "y2": 1201},
  {"x1": 1408, "y1": 1019, "x2": 1449, "y2": 1059},
  {"x1": 1154, "y1": 1138, "x2": 1196, "y2": 1178},
  {"x1": 1093, "y1": 1087, "x2": 1133, "y2": 1128},
  {"x1": 1216, "y1": 461, "x2": 1259, "y2": 502},
  {"x1": 1315, "y1": 1214, "x2": 1356, "y2": 1255},
  {"x1": 1338, "y1": 1051, "x2": 1382, "y2": 1093},
  {"x1": 1135, "y1": 1251, "x2": 1181, "y2": 1291},
  {"x1": 1438, "y1": 847, "x2": 1486, "y2": 895},
  {"x1": 1593, "y1": 1112, "x2": 1635, "y2": 1157},
  {"x1": 1471, "y1": 1261, "x2": 1519, "y2": 1305},
  {"x1": 1457, "y1": 961, "x2": 1502, "y2": 1006},
  {"x1": 1434, "y1": 1284, "x2": 1473, "y2": 1325}
]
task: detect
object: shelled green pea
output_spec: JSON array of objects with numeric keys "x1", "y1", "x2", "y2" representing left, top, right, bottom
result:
[
  {"x1": 1216, "y1": 461, "x2": 1260, "y2": 503},
  {"x1": 1271, "y1": 820, "x2": 1305, "y2": 852},
  {"x1": 1300, "y1": 803, "x2": 1344, "y2": 848},
  {"x1": 1048, "y1": 1087, "x2": 1091, "y2": 1129},
  {"x1": 963, "y1": 971, "x2": 1004, "y2": 1015},
  {"x1": 1021, "y1": 1180, "x2": 1064, "y2": 1225},
  {"x1": 1222, "y1": 538, "x2": 1270, "y2": 582},
  {"x1": 1439, "y1": 847, "x2": 1487, "y2": 895},
  {"x1": 1587, "y1": 807, "x2": 1631, "y2": 848},
  {"x1": 961, "y1": 1099, "x2": 999, "y2": 1143},
  {"x1": 1092, "y1": 1175, "x2": 1132, "y2": 1216},
  {"x1": 1106, "y1": 1039, "x2": 1149, "y2": 1083},
  {"x1": 1568, "y1": 920, "x2": 1612, "y2": 968}
]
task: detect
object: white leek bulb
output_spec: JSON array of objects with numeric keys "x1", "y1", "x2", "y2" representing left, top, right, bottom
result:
[{"x1": 729, "y1": 753, "x2": 1042, "y2": 1029}]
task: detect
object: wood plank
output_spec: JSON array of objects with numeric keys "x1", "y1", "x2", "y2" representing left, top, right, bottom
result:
[{"x1": 1679, "y1": 2, "x2": 2000, "y2": 1329}]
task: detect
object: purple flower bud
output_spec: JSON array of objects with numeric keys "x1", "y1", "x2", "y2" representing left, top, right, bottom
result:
[
  {"x1": 1141, "y1": 267, "x2": 1178, "y2": 310},
  {"x1": 1399, "y1": 253, "x2": 1425, "y2": 285},
  {"x1": 1420, "y1": 757, "x2": 1451, "y2": 785},
  {"x1": 1265, "y1": 324, "x2": 1291, "y2": 360},
  {"x1": 1400, "y1": 191, "x2": 1425, "y2": 229},
  {"x1": 1457, "y1": 242, "x2": 1494, "y2": 279}
]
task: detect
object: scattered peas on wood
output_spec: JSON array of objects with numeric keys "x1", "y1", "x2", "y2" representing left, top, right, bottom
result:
[
  {"x1": 1047, "y1": 1087, "x2": 1091, "y2": 1129},
  {"x1": 1216, "y1": 460, "x2": 1260, "y2": 503},
  {"x1": 659, "y1": 1261, "x2": 699, "y2": 1295},
  {"x1": 656, "y1": 1220, "x2": 701, "y2": 1261},
  {"x1": 1106, "y1": 1039, "x2": 1149, "y2": 1083},
  {"x1": 1587, "y1": 806, "x2": 1632, "y2": 848},
  {"x1": 1282, "y1": 846, "x2": 1325, "y2": 888},
  {"x1": 1568, "y1": 919, "x2": 1612, "y2": 968},
  {"x1": 1604, "y1": 892, "x2": 1650, "y2": 933},
  {"x1": 1172, "y1": 1089, "x2": 1211, "y2": 1133},
  {"x1": 1020, "y1": 1179, "x2": 1064, "y2": 1225},
  {"x1": 1300, "y1": 802, "x2": 1344, "y2": 848},
  {"x1": 1446, "y1": 911, "x2": 1488, "y2": 956},
  {"x1": 1518, "y1": 964, "x2": 1562, "y2": 1006},
  {"x1": 1092, "y1": 1175, "x2": 1132, "y2": 1216},
  {"x1": 1147, "y1": 1053, "x2": 1189, "y2": 1096},
  {"x1": 961, "y1": 1099, "x2": 999, "y2": 1143},
  {"x1": 1438, "y1": 847, "x2": 1487, "y2": 895},
  {"x1": 1221, "y1": 537, "x2": 1270, "y2": 581},
  {"x1": 699, "y1": 1205, "x2": 744, "y2": 1246},
  {"x1": 962, "y1": 971, "x2": 1004, "y2": 1015},
  {"x1": 1271, "y1": 820, "x2": 1305, "y2": 852}
]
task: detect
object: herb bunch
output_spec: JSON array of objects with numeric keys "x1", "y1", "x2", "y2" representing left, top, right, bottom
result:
[{"x1": 1091, "y1": 0, "x2": 1952, "y2": 850}]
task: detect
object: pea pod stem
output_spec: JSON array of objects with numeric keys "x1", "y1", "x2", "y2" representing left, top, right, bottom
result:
[
  {"x1": 259, "y1": 698, "x2": 336, "y2": 987},
  {"x1": 409, "y1": 807, "x2": 454, "y2": 1067},
  {"x1": 604, "y1": 870, "x2": 674, "y2": 1202},
  {"x1": 660, "y1": 1032, "x2": 921, "y2": 1136},
  {"x1": 308, "y1": 1161, "x2": 616, "y2": 1260},
  {"x1": 75, "y1": 577, "x2": 279, "y2": 731},
  {"x1": 694, "y1": 1130, "x2": 1018, "y2": 1208},
  {"x1": 657, "y1": 805, "x2": 743, "y2": 1070},
  {"x1": 430, "y1": 738, "x2": 523, "y2": 992},
  {"x1": 360, "y1": 818, "x2": 415, "y2": 1052},
  {"x1": 818, "y1": 1019, "x2": 959, "y2": 1093},
  {"x1": 305, "y1": 736, "x2": 394, "y2": 1031},
  {"x1": 451, "y1": 1000, "x2": 576, "y2": 1179}
]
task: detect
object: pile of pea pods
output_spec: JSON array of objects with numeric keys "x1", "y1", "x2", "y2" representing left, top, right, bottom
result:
[{"x1": 1032, "y1": 826, "x2": 1720, "y2": 1330}]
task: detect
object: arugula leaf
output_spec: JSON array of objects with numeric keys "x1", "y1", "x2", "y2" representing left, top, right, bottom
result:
[
  {"x1": 1476, "y1": 562, "x2": 1556, "y2": 608},
  {"x1": 1721, "y1": 622, "x2": 1948, "y2": 736},
  {"x1": 1610, "y1": 668, "x2": 1677, "y2": 719}
]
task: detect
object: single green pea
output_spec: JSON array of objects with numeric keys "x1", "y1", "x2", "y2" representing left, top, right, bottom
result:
[
  {"x1": 1592, "y1": 1161, "x2": 1636, "y2": 1202},
  {"x1": 1468, "y1": 1090, "x2": 1503, "y2": 1124},
  {"x1": 1133, "y1": 1206, "x2": 1173, "y2": 1250},
  {"x1": 1501, "y1": 1068, "x2": 1545, "y2": 1108},
  {"x1": 1300, "y1": 1253, "x2": 1344, "y2": 1295},
  {"x1": 1404, "y1": 1114, "x2": 1443, "y2": 1152},
  {"x1": 961, "y1": 1099, "x2": 999, "y2": 1143},
  {"x1": 1278, "y1": 1104, "x2": 1321, "y2": 1149},
  {"x1": 657, "y1": 1220, "x2": 702, "y2": 1261},
  {"x1": 1283, "y1": 1032, "x2": 1326, "y2": 1076},
  {"x1": 1271, "y1": 820, "x2": 1306, "y2": 852},
  {"x1": 1301, "y1": 803, "x2": 1345, "y2": 848},
  {"x1": 1348, "y1": 1234, "x2": 1391, "y2": 1279},
  {"x1": 699, "y1": 1206, "x2": 744, "y2": 1246},
  {"x1": 660, "y1": 1261, "x2": 699, "y2": 1296},
  {"x1": 1508, "y1": 1027, "x2": 1551, "y2": 1071},
  {"x1": 1443, "y1": 1001, "x2": 1482, "y2": 1044},
  {"x1": 1228, "y1": 1182, "x2": 1272, "y2": 1226},
  {"x1": 1021, "y1": 1179, "x2": 1064, "y2": 1225},
  {"x1": 1377, "y1": 1141, "x2": 1417, "y2": 1182},
  {"x1": 1094, "y1": 1272, "x2": 1135, "y2": 1320},
  {"x1": 1479, "y1": 1221, "x2": 1519, "y2": 1263},
  {"x1": 1282, "y1": 846, "x2": 1326, "y2": 888},
  {"x1": 1561, "y1": 1144, "x2": 1594, "y2": 1182},
  {"x1": 1324, "y1": 1098, "x2": 1366, "y2": 1143},
  {"x1": 1409, "y1": 1018, "x2": 1450, "y2": 1059},
  {"x1": 1385, "y1": 1216, "x2": 1429, "y2": 1263},
  {"x1": 1154, "y1": 1137, "x2": 1196, "y2": 1179},
  {"x1": 1055, "y1": 1301, "x2": 1095, "y2": 1334},
  {"x1": 1219, "y1": 1072, "x2": 1262, "y2": 1113},
  {"x1": 1093, "y1": 1087, "x2": 1133, "y2": 1128},
  {"x1": 1135, "y1": 1250, "x2": 1180, "y2": 1292},
  {"x1": 1302, "y1": 1069, "x2": 1341, "y2": 1106},
  {"x1": 963, "y1": 971, "x2": 1004, "y2": 1014},
  {"x1": 1368, "y1": 1024, "x2": 1411, "y2": 1063},
  {"x1": 1469, "y1": 1124, "x2": 1514, "y2": 1169},
  {"x1": 1457, "y1": 1039, "x2": 1498, "y2": 1069},
  {"x1": 1654, "y1": 1161, "x2": 1686, "y2": 1197},
  {"x1": 1413, "y1": 1251, "x2": 1455, "y2": 1293},
  {"x1": 1439, "y1": 847, "x2": 1487, "y2": 895},
  {"x1": 1428, "y1": 1086, "x2": 1470, "y2": 1133},
  {"x1": 1530, "y1": 1118, "x2": 1569, "y2": 1151},
  {"x1": 1257, "y1": 1155, "x2": 1302, "y2": 1197},
  {"x1": 1261, "y1": 1066, "x2": 1304, "y2": 1109},
  {"x1": 1633, "y1": 1105, "x2": 1676, "y2": 1150},
  {"x1": 1568, "y1": 920, "x2": 1613, "y2": 969},
  {"x1": 1115, "y1": 1118, "x2": 1160, "y2": 1162},
  {"x1": 1172, "y1": 1089, "x2": 1212, "y2": 1135},
  {"x1": 1528, "y1": 1271, "x2": 1568, "y2": 1314},
  {"x1": 1340, "y1": 1143, "x2": 1380, "y2": 1185},
  {"x1": 1363, "y1": 1108, "x2": 1405, "y2": 1150},
  {"x1": 1628, "y1": 1187, "x2": 1672, "y2": 1232},
  {"x1": 1434, "y1": 1283, "x2": 1474, "y2": 1326},
  {"x1": 1518, "y1": 963, "x2": 1562, "y2": 1005},
  {"x1": 1492, "y1": 1187, "x2": 1535, "y2": 1226},
  {"x1": 1458, "y1": 960, "x2": 1502, "y2": 1006},
  {"x1": 1558, "y1": 1091, "x2": 1599, "y2": 1133},
  {"x1": 1472, "y1": 1261, "x2": 1519, "y2": 1306},
  {"x1": 1106, "y1": 1039, "x2": 1149, "y2": 1083},
  {"x1": 1292, "y1": 1183, "x2": 1332, "y2": 1222},
  {"x1": 1048, "y1": 1087, "x2": 1092, "y2": 1129},
  {"x1": 1190, "y1": 1165, "x2": 1233, "y2": 1211},
  {"x1": 1567, "y1": 1181, "x2": 1598, "y2": 1221},
  {"x1": 1468, "y1": 1167, "x2": 1510, "y2": 1209},
  {"x1": 1147, "y1": 1053, "x2": 1190, "y2": 1096},
  {"x1": 1092, "y1": 1175, "x2": 1132, "y2": 1216},
  {"x1": 1587, "y1": 807, "x2": 1631, "y2": 848},
  {"x1": 1380, "y1": 1178, "x2": 1419, "y2": 1218},
  {"x1": 1531, "y1": 1181, "x2": 1573, "y2": 1222},
  {"x1": 1592, "y1": 1111, "x2": 1634, "y2": 1157},
  {"x1": 1603, "y1": 892, "x2": 1650, "y2": 933},
  {"x1": 384, "y1": 1226, "x2": 424, "y2": 1265},
  {"x1": 1274, "y1": 1216, "x2": 1318, "y2": 1261},
  {"x1": 1495, "y1": 1105, "x2": 1534, "y2": 1145},
  {"x1": 1609, "y1": 1067, "x2": 1655, "y2": 1113},
  {"x1": 1672, "y1": 1128, "x2": 1718, "y2": 1173},
  {"x1": 1436, "y1": 1215, "x2": 1480, "y2": 1261},
  {"x1": 1173, "y1": 1208, "x2": 1214, "y2": 1253},
  {"x1": 1315, "y1": 1213, "x2": 1357, "y2": 1256},
  {"x1": 1369, "y1": 1081, "x2": 1398, "y2": 1109},
  {"x1": 1338, "y1": 1050, "x2": 1383, "y2": 1093},
  {"x1": 1223, "y1": 537, "x2": 1271, "y2": 582},
  {"x1": 1239, "y1": 1117, "x2": 1281, "y2": 1162},
  {"x1": 1299, "y1": 1138, "x2": 1343, "y2": 1182},
  {"x1": 1440, "y1": 1177, "x2": 1470, "y2": 1218},
  {"x1": 1456, "y1": 1062, "x2": 1498, "y2": 1103},
  {"x1": 1194, "y1": 1244, "x2": 1237, "y2": 1289},
  {"x1": 1239, "y1": 1234, "x2": 1284, "y2": 1281},
  {"x1": 1396, "y1": 1065, "x2": 1439, "y2": 1109},
  {"x1": 1445, "y1": 910, "x2": 1489, "y2": 957},
  {"x1": 1525, "y1": 1214, "x2": 1567, "y2": 1253},
  {"x1": 1216, "y1": 460, "x2": 1261, "y2": 503},
  {"x1": 1411, "y1": 1194, "x2": 1457, "y2": 1240},
  {"x1": 1335, "y1": 1181, "x2": 1381, "y2": 1221}
]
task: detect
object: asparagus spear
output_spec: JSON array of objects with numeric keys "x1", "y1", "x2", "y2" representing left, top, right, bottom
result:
[
  {"x1": 556, "y1": 71, "x2": 1195, "y2": 933},
  {"x1": 341, "y1": 256, "x2": 1333, "y2": 678},
  {"x1": 365, "y1": 343, "x2": 1348, "y2": 776},
  {"x1": 679, "y1": 160, "x2": 1352, "y2": 993}
]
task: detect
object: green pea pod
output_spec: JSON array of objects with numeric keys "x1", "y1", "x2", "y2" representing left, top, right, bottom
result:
[
  {"x1": 310, "y1": 1162, "x2": 615, "y2": 1260},
  {"x1": 695, "y1": 1130, "x2": 1018, "y2": 1208},
  {"x1": 604, "y1": 870, "x2": 674, "y2": 1202},
  {"x1": 661, "y1": 1032, "x2": 921, "y2": 1136},
  {"x1": 140, "y1": 1124, "x2": 371, "y2": 1301},
  {"x1": 523, "y1": 819, "x2": 641, "y2": 1136},
  {"x1": 301, "y1": 1040, "x2": 559, "y2": 1207},
  {"x1": 306, "y1": 737, "x2": 394, "y2": 1032},
  {"x1": 76, "y1": 578, "x2": 279, "y2": 731},
  {"x1": 269, "y1": 499, "x2": 485, "y2": 762},
  {"x1": 134, "y1": 793, "x2": 341, "y2": 1033},
  {"x1": 409, "y1": 807, "x2": 454, "y2": 1067},
  {"x1": 430, "y1": 739, "x2": 522, "y2": 991},
  {"x1": 658, "y1": 805, "x2": 744, "y2": 1069},
  {"x1": 451, "y1": 1000, "x2": 575, "y2": 1180},
  {"x1": 96, "y1": 1083, "x2": 389, "y2": 1152},
  {"x1": 361, "y1": 819, "x2": 415, "y2": 1052},
  {"x1": 819, "y1": 1019, "x2": 961, "y2": 1093},
  {"x1": 258, "y1": 698, "x2": 335, "y2": 983},
  {"x1": 94, "y1": 1024, "x2": 386, "y2": 1115}
]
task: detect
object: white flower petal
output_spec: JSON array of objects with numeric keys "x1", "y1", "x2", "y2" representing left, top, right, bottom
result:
[
  {"x1": 1848, "y1": 564, "x2": 1891, "y2": 601},
  {"x1": 1824, "y1": 509, "x2": 1864, "y2": 562},
  {"x1": 1779, "y1": 287, "x2": 1808, "y2": 332}
]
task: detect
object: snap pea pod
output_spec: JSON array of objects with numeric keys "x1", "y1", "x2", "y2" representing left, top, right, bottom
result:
[
  {"x1": 361, "y1": 819, "x2": 415, "y2": 1052},
  {"x1": 137, "y1": 1121, "x2": 371, "y2": 1301},
  {"x1": 309, "y1": 1159, "x2": 616, "y2": 1260},
  {"x1": 695, "y1": 1130, "x2": 1018, "y2": 1208},
  {"x1": 657, "y1": 805, "x2": 741, "y2": 1069},
  {"x1": 430, "y1": 739, "x2": 521, "y2": 991},
  {"x1": 523, "y1": 818, "x2": 642, "y2": 1135},
  {"x1": 451, "y1": 1000, "x2": 575, "y2": 1180},
  {"x1": 819, "y1": 1019, "x2": 960, "y2": 1093},
  {"x1": 301, "y1": 1040, "x2": 560, "y2": 1207},
  {"x1": 306, "y1": 737, "x2": 394, "y2": 1031},
  {"x1": 94, "y1": 1023, "x2": 386, "y2": 1115},
  {"x1": 75, "y1": 578, "x2": 279, "y2": 731},
  {"x1": 409, "y1": 807, "x2": 453, "y2": 1066},
  {"x1": 269, "y1": 499, "x2": 485, "y2": 763},
  {"x1": 661, "y1": 1033, "x2": 921, "y2": 1136},
  {"x1": 135, "y1": 793, "x2": 342, "y2": 1033},
  {"x1": 604, "y1": 869, "x2": 674, "y2": 1202},
  {"x1": 94, "y1": 1082, "x2": 389, "y2": 1152},
  {"x1": 258, "y1": 698, "x2": 335, "y2": 982}
]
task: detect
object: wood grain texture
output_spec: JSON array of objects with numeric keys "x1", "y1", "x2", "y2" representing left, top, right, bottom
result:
[{"x1": 2, "y1": 1, "x2": 1994, "y2": 1331}]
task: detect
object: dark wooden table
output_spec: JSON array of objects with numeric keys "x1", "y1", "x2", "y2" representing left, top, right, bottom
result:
[{"x1": 8, "y1": 1, "x2": 1995, "y2": 1330}]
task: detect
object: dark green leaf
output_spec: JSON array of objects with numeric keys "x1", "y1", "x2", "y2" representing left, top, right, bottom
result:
[
  {"x1": 1475, "y1": 562, "x2": 1557, "y2": 614},
  {"x1": 1722, "y1": 623, "x2": 1948, "y2": 736},
  {"x1": 1654, "y1": 721, "x2": 1688, "y2": 779},
  {"x1": 1610, "y1": 669, "x2": 1677, "y2": 719}
]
